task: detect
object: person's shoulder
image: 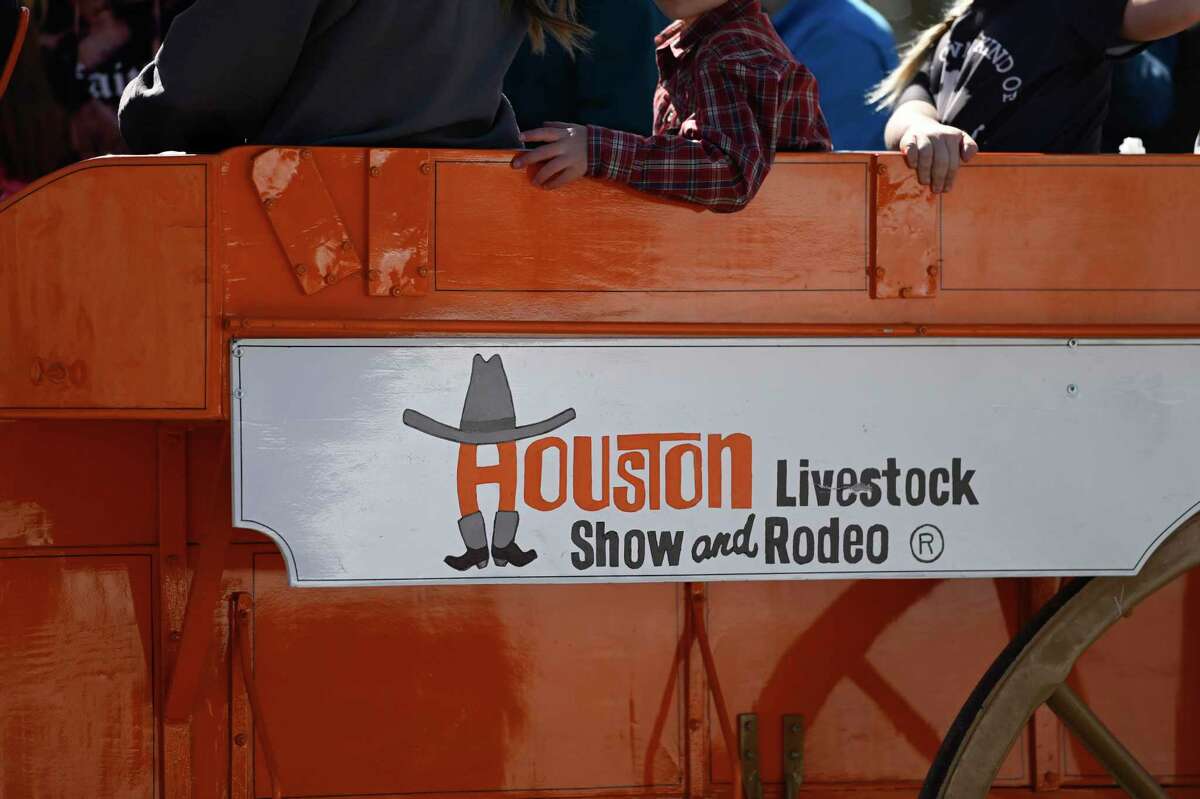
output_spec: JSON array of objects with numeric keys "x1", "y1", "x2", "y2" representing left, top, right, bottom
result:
[
  {"x1": 802, "y1": 0, "x2": 897, "y2": 51},
  {"x1": 702, "y1": 15, "x2": 796, "y2": 75}
]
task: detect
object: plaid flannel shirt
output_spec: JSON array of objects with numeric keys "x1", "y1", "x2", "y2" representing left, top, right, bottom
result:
[{"x1": 586, "y1": 0, "x2": 831, "y2": 213}]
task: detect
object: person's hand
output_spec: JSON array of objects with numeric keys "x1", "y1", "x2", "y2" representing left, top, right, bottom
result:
[
  {"x1": 898, "y1": 119, "x2": 978, "y2": 194},
  {"x1": 70, "y1": 99, "x2": 127, "y2": 159},
  {"x1": 511, "y1": 122, "x2": 588, "y2": 190}
]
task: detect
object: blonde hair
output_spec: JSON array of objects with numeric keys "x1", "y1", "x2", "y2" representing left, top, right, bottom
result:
[
  {"x1": 510, "y1": 0, "x2": 590, "y2": 55},
  {"x1": 869, "y1": 0, "x2": 973, "y2": 109}
]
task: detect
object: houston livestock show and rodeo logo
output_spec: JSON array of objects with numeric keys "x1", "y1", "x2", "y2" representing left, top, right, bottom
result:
[
  {"x1": 233, "y1": 339, "x2": 1200, "y2": 585},
  {"x1": 403, "y1": 353, "x2": 978, "y2": 576}
]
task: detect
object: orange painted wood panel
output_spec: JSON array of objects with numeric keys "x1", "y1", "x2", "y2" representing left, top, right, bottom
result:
[
  {"x1": 704, "y1": 579, "x2": 1027, "y2": 785},
  {"x1": 0, "y1": 554, "x2": 154, "y2": 798},
  {"x1": 0, "y1": 421, "x2": 157, "y2": 548},
  {"x1": 251, "y1": 556, "x2": 685, "y2": 796},
  {"x1": 0, "y1": 161, "x2": 208, "y2": 410},
  {"x1": 433, "y1": 157, "x2": 871, "y2": 293},
  {"x1": 1062, "y1": 571, "x2": 1200, "y2": 785},
  {"x1": 943, "y1": 159, "x2": 1200, "y2": 291}
]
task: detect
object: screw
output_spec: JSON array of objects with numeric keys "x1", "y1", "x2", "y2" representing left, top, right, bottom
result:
[
  {"x1": 233, "y1": 389, "x2": 244, "y2": 399},
  {"x1": 790, "y1": 724, "x2": 802, "y2": 733},
  {"x1": 232, "y1": 347, "x2": 243, "y2": 359},
  {"x1": 418, "y1": 266, "x2": 430, "y2": 278},
  {"x1": 234, "y1": 733, "x2": 248, "y2": 747},
  {"x1": 1067, "y1": 339, "x2": 1079, "y2": 349},
  {"x1": 369, "y1": 166, "x2": 382, "y2": 178},
  {"x1": 1067, "y1": 384, "x2": 1079, "y2": 397},
  {"x1": 390, "y1": 287, "x2": 404, "y2": 298},
  {"x1": 324, "y1": 274, "x2": 338, "y2": 286},
  {"x1": 420, "y1": 162, "x2": 433, "y2": 175}
]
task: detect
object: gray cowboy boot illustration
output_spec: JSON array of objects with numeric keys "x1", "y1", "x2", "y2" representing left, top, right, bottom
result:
[
  {"x1": 446, "y1": 512, "x2": 489, "y2": 571},
  {"x1": 491, "y1": 510, "x2": 537, "y2": 567}
]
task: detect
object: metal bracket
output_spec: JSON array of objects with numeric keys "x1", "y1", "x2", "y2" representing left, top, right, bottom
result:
[
  {"x1": 252, "y1": 147, "x2": 363, "y2": 295},
  {"x1": 738, "y1": 714, "x2": 762, "y2": 799},
  {"x1": 783, "y1": 714, "x2": 805, "y2": 799},
  {"x1": 367, "y1": 149, "x2": 434, "y2": 297},
  {"x1": 871, "y1": 157, "x2": 939, "y2": 300}
]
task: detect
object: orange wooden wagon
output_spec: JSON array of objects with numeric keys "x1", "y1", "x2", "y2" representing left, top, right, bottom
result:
[{"x1": 3, "y1": 16, "x2": 1200, "y2": 799}]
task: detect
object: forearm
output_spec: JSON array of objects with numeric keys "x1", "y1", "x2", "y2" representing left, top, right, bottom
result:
[
  {"x1": 1122, "y1": 0, "x2": 1200, "y2": 41},
  {"x1": 587, "y1": 126, "x2": 765, "y2": 213},
  {"x1": 883, "y1": 100, "x2": 940, "y2": 150}
]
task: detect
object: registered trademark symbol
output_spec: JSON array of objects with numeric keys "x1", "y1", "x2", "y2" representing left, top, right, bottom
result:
[{"x1": 910, "y1": 524, "x2": 945, "y2": 564}]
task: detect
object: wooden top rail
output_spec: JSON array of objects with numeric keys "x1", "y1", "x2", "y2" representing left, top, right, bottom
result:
[{"x1": 1, "y1": 148, "x2": 1198, "y2": 418}]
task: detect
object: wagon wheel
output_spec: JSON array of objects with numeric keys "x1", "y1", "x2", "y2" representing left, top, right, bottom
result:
[{"x1": 921, "y1": 514, "x2": 1200, "y2": 798}]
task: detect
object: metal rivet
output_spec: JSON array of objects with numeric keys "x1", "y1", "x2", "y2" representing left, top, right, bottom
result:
[
  {"x1": 420, "y1": 162, "x2": 433, "y2": 175},
  {"x1": 294, "y1": 264, "x2": 306, "y2": 276},
  {"x1": 418, "y1": 266, "x2": 430, "y2": 278},
  {"x1": 234, "y1": 733, "x2": 248, "y2": 747},
  {"x1": 324, "y1": 274, "x2": 338, "y2": 286},
  {"x1": 390, "y1": 287, "x2": 404, "y2": 298},
  {"x1": 369, "y1": 166, "x2": 382, "y2": 178}
]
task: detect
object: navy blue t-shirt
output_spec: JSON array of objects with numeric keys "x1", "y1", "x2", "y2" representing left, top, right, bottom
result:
[{"x1": 900, "y1": 0, "x2": 1136, "y2": 153}]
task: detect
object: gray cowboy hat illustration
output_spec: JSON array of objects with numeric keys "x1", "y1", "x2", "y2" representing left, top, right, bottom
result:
[{"x1": 403, "y1": 354, "x2": 576, "y2": 445}]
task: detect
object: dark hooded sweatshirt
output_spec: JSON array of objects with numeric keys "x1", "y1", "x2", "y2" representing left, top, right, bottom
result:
[{"x1": 118, "y1": 0, "x2": 528, "y2": 153}]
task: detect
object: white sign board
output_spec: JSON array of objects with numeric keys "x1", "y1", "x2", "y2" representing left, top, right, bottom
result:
[{"x1": 231, "y1": 339, "x2": 1200, "y2": 587}]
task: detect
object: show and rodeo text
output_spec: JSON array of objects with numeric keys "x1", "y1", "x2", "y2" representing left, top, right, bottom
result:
[{"x1": 554, "y1": 437, "x2": 979, "y2": 571}]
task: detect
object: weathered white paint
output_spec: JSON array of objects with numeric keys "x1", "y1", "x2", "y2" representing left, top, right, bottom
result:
[{"x1": 232, "y1": 338, "x2": 1200, "y2": 587}]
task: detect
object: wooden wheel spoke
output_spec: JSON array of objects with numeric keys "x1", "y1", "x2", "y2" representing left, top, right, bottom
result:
[{"x1": 1046, "y1": 684, "x2": 1170, "y2": 799}]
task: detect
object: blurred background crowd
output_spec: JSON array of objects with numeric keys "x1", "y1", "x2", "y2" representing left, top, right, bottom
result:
[{"x1": 1, "y1": 0, "x2": 1198, "y2": 200}]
